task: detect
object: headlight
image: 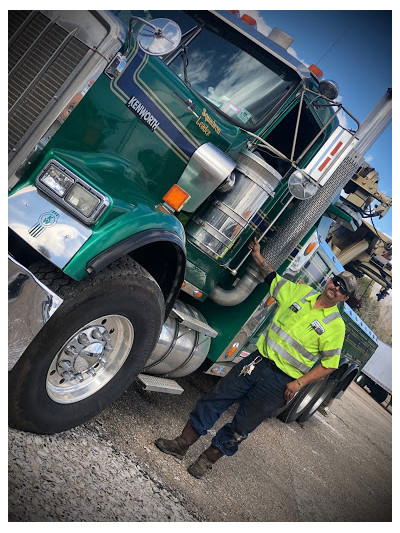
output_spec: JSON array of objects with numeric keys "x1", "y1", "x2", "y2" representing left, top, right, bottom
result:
[
  {"x1": 40, "y1": 164, "x2": 74, "y2": 196},
  {"x1": 65, "y1": 184, "x2": 101, "y2": 218},
  {"x1": 36, "y1": 160, "x2": 109, "y2": 224}
]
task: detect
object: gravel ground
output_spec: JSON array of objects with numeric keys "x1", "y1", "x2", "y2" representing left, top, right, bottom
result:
[
  {"x1": 9, "y1": 374, "x2": 392, "y2": 522},
  {"x1": 8, "y1": 424, "x2": 204, "y2": 522}
]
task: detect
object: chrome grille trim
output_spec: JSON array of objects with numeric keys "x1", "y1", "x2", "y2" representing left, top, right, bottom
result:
[
  {"x1": 8, "y1": 11, "x2": 88, "y2": 154},
  {"x1": 8, "y1": 10, "x2": 126, "y2": 190}
]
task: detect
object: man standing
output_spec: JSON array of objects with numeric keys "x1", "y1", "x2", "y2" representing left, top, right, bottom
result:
[{"x1": 155, "y1": 238, "x2": 357, "y2": 478}]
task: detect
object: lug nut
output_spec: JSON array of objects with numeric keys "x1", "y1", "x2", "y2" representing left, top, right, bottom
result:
[
  {"x1": 102, "y1": 332, "x2": 111, "y2": 343},
  {"x1": 62, "y1": 370, "x2": 75, "y2": 381},
  {"x1": 91, "y1": 328, "x2": 103, "y2": 340},
  {"x1": 59, "y1": 360, "x2": 72, "y2": 371},
  {"x1": 77, "y1": 333, "x2": 90, "y2": 345}
]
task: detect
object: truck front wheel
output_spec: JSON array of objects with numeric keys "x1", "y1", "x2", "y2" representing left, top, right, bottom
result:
[{"x1": 9, "y1": 257, "x2": 164, "y2": 434}]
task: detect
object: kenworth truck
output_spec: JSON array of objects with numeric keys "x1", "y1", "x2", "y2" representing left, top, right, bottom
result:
[{"x1": 8, "y1": 10, "x2": 392, "y2": 434}]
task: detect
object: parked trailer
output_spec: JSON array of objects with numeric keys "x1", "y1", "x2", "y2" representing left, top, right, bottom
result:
[
  {"x1": 355, "y1": 340, "x2": 392, "y2": 404},
  {"x1": 8, "y1": 10, "x2": 391, "y2": 433}
]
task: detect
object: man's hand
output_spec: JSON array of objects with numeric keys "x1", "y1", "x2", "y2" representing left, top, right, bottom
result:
[
  {"x1": 284, "y1": 366, "x2": 334, "y2": 404},
  {"x1": 248, "y1": 238, "x2": 273, "y2": 279},
  {"x1": 284, "y1": 380, "x2": 302, "y2": 403},
  {"x1": 248, "y1": 237, "x2": 261, "y2": 256}
]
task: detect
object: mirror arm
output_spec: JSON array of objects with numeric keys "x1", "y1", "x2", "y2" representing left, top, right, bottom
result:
[{"x1": 128, "y1": 16, "x2": 162, "y2": 49}]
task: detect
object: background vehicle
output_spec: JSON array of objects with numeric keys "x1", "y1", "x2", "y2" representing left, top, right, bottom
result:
[
  {"x1": 8, "y1": 10, "x2": 391, "y2": 433},
  {"x1": 355, "y1": 340, "x2": 392, "y2": 404}
]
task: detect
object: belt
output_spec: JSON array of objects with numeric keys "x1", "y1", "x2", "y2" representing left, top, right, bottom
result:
[{"x1": 256, "y1": 350, "x2": 289, "y2": 376}]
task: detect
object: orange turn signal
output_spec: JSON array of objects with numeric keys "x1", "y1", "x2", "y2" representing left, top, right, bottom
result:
[
  {"x1": 308, "y1": 64, "x2": 323, "y2": 78},
  {"x1": 227, "y1": 343, "x2": 239, "y2": 357},
  {"x1": 305, "y1": 242, "x2": 316, "y2": 255},
  {"x1": 162, "y1": 184, "x2": 190, "y2": 212},
  {"x1": 266, "y1": 297, "x2": 275, "y2": 306}
]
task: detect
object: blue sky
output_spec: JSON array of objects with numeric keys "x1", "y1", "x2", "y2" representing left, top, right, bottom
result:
[{"x1": 245, "y1": 10, "x2": 392, "y2": 237}]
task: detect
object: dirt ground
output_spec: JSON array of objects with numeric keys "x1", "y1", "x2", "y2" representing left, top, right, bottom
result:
[{"x1": 9, "y1": 372, "x2": 392, "y2": 522}]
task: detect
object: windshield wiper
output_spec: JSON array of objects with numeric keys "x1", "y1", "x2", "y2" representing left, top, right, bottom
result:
[{"x1": 181, "y1": 46, "x2": 190, "y2": 85}]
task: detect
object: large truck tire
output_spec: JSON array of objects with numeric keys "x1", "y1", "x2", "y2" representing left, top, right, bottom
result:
[
  {"x1": 277, "y1": 379, "x2": 326, "y2": 423},
  {"x1": 9, "y1": 257, "x2": 164, "y2": 434},
  {"x1": 355, "y1": 374, "x2": 366, "y2": 388},
  {"x1": 297, "y1": 380, "x2": 337, "y2": 423},
  {"x1": 369, "y1": 385, "x2": 388, "y2": 404}
]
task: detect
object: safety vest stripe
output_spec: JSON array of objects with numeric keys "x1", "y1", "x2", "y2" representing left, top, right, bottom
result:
[
  {"x1": 300, "y1": 289, "x2": 318, "y2": 303},
  {"x1": 320, "y1": 348, "x2": 341, "y2": 357},
  {"x1": 323, "y1": 312, "x2": 342, "y2": 324},
  {"x1": 272, "y1": 278, "x2": 288, "y2": 298},
  {"x1": 266, "y1": 337, "x2": 311, "y2": 373},
  {"x1": 270, "y1": 322, "x2": 319, "y2": 362}
]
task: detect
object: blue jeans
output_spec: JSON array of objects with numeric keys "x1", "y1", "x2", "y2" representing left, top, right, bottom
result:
[{"x1": 189, "y1": 353, "x2": 292, "y2": 456}]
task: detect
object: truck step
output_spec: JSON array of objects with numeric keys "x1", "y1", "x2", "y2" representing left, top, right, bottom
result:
[
  {"x1": 136, "y1": 374, "x2": 184, "y2": 395},
  {"x1": 170, "y1": 308, "x2": 218, "y2": 337}
]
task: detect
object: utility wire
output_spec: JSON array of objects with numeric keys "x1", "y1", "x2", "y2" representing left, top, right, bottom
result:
[{"x1": 316, "y1": 27, "x2": 351, "y2": 65}]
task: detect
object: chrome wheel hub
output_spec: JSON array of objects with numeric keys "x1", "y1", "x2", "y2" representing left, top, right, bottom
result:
[{"x1": 46, "y1": 315, "x2": 134, "y2": 404}]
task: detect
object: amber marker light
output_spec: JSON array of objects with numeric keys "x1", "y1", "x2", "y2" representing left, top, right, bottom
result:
[
  {"x1": 227, "y1": 343, "x2": 239, "y2": 357},
  {"x1": 266, "y1": 297, "x2": 275, "y2": 306},
  {"x1": 305, "y1": 242, "x2": 316, "y2": 255},
  {"x1": 162, "y1": 184, "x2": 191, "y2": 212},
  {"x1": 241, "y1": 14, "x2": 257, "y2": 26},
  {"x1": 308, "y1": 64, "x2": 323, "y2": 78}
]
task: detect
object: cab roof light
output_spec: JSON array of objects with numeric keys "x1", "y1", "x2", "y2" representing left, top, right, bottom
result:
[
  {"x1": 241, "y1": 14, "x2": 257, "y2": 27},
  {"x1": 162, "y1": 184, "x2": 191, "y2": 212},
  {"x1": 229, "y1": 10, "x2": 240, "y2": 15},
  {"x1": 308, "y1": 64, "x2": 323, "y2": 78}
]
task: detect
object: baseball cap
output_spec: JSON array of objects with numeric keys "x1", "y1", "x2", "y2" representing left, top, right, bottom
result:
[{"x1": 336, "y1": 271, "x2": 358, "y2": 295}]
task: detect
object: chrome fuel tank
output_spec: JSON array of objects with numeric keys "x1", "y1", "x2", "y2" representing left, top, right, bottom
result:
[{"x1": 143, "y1": 300, "x2": 211, "y2": 378}]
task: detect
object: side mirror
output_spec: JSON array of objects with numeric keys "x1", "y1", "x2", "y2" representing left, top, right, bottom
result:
[{"x1": 129, "y1": 16, "x2": 181, "y2": 56}]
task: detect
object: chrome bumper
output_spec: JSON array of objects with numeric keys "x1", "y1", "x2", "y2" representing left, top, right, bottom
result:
[{"x1": 8, "y1": 255, "x2": 63, "y2": 371}]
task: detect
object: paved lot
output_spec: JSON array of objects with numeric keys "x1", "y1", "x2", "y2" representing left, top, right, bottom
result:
[{"x1": 9, "y1": 372, "x2": 392, "y2": 522}]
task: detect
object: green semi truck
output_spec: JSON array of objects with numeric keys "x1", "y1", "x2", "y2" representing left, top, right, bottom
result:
[{"x1": 8, "y1": 10, "x2": 391, "y2": 434}]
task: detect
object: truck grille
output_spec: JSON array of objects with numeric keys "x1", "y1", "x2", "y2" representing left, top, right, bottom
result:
[{"x1": 8, "y1": 10, "x2": 89, "y2": 155}]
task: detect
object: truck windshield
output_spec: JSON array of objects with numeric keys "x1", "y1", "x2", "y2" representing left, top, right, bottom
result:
[{"x1": 113, "y1": 10, "x2": 300, "y2": 128}]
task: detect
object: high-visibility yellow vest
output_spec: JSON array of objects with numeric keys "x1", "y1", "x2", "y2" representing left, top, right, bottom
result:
[{"x1": 256, "y1": 274, "x2": 345, "y2": 379}]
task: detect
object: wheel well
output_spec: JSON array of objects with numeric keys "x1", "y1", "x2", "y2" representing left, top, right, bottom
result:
[{"x1": 129, "y1": 240, "x2": 185, "y2": 317}]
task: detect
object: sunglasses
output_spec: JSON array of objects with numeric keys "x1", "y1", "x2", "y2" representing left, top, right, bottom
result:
[{"x1": 332, "y1": 276, "x2": 349, "y2": 296}]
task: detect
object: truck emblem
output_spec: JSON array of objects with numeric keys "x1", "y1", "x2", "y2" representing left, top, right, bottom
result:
[
  {"x1": 127, "y1": 95, "x2": 160, "y2": 132},
  {"x1": 28, "y1": 210, "x2": 59, "y2": 238}
]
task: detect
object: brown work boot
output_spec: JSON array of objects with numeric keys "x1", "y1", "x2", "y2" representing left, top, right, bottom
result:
[
  {"x1": 155, "y1": 421, "x2": 200, "y2": 459},
  {"x1": 187, "y1": 445, "x2": 224, "y2": 479}
]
